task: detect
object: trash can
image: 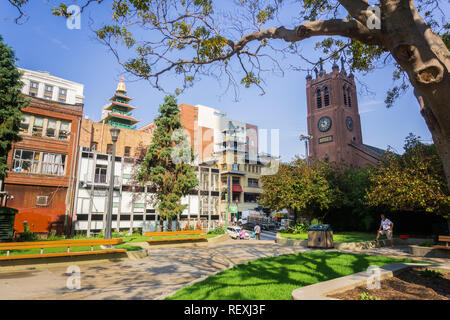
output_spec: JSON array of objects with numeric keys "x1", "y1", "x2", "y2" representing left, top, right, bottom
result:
[{"x1": 307, "y1": 224, "x2": 333, "y2": 248}]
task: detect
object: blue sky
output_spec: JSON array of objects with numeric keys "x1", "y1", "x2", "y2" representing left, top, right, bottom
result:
[{"x1": 0, "y1": 1, "x2": 433, "y2": 162}]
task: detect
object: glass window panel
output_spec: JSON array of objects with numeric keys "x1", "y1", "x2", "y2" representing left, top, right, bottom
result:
[
  {"x1": 12, "y1": 149, "x2": 40, "y2": 174},
  {"x1": 46, "y1": 119, "x2": 57, "y2": 138},
  {"x1": 32, "y1": 117, "x2": 43, "y2": 137},
  {"x1": 58, "y1": 121, "x2": 71, "y2": 140}
]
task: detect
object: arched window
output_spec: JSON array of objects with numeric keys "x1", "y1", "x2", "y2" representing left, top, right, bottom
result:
[
  {"x1": 347, "y1": 88, "x2": 352, "y2": 107},
  {"x1": 316, "y1": 88, "x2": 322, "y2": 108},
  {"x1": 343, "y1": 86, "x2": 347, "y2": 106},
  {"x1": 324, "y1": 87, "x2": 330, "y2": 106}
]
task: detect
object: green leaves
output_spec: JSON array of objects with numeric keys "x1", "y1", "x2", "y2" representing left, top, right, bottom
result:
[
  {"x1": 0, "y1": 35, "x2": 27, "y2": 180},
  {"x1": 260, "y1": 157, "x2": 336, "y2": 221},
  {"x1": 137, "y1": 95, "x2": 198, "y2": 218},
  {"x1": 366, "y1": 134, "x2": 449, "y2": 218}
]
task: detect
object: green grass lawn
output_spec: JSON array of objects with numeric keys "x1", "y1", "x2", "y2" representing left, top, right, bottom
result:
[
  {"x1": 166, "y1": 251, "x2": 421, "y2": 300},
  {"x1": 280, "y1": 231, "x2": 376, "y2": 242},
  {"x1": 121, "y1": 233, "x2": 218, "y2": 243},
  {"x1": 0, "y1": 245, "x2": 103, "y2": 256}
]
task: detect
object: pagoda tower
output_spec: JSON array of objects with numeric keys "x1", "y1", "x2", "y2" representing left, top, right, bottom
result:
[{"x1": 101, "y1": 77, "x2": 139, "y2": 129}]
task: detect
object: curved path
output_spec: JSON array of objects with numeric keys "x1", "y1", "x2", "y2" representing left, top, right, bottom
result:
[{"x1": 0, "y1": 240, "x2": 312, "y2": 300}]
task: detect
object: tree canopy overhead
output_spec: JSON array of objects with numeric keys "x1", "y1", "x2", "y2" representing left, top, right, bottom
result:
[{"x1": 8, "y1": 0, "x2": 450, "y2": 189}]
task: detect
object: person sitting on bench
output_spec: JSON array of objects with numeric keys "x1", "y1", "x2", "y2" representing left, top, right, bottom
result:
[{"x1": 375, "y1": 214, "x2": 394, "y2": 248}]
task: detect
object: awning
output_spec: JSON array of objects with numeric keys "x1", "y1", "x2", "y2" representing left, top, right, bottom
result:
[{"x1": 232, "y1": 185, "x2": 243, "y2": 192}]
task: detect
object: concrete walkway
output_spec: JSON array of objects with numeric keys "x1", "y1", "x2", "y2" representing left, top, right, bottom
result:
[
  {"x1": 1, "y1": 240, "x2": 447, "y2": 300},
  {"x1": 0, "y1": 240, "x2": 311, "y2": 300}
]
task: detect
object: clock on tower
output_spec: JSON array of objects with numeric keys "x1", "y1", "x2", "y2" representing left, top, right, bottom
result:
[{"x1": 305, "y1": 61, "x2": 382, "y2": 168}]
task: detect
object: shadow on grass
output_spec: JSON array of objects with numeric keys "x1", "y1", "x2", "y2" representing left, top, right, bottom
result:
[{"x1": 166, "y1": 251, "x2": 418, "y2": 300}]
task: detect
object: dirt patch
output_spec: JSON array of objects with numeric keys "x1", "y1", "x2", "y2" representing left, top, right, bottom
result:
[{"x1": 329, "y1": 268, "x2": 450, "y2": 300}]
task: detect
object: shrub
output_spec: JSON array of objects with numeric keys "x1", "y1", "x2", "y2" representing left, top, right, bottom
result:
[
  {"x1": 207, "y1": 226, "x2": 225, "y2": 235},
  {"x1": 418, "y1": 241, "x2": 433, "y2": 247},
  {"x1": 419, "y1": 269, "x2": 443, "y2": 278},
  {"x1": 286, "y1": 222, "x2": 310, "y2": 234},
  {"x1": 360, "y1": 292, "x2": 380, "y2": 300}
]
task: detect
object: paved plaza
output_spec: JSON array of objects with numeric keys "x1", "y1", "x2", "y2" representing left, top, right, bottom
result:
[{"x1": 0, "y1": 240, "x2": 447, "y2": 300}]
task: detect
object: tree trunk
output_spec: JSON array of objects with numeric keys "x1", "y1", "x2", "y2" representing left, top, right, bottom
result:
[{"x1": 382, "y1": 2, "x2": 450, "y2": 190}]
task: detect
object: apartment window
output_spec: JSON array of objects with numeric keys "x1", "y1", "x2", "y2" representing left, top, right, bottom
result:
[
  {"x1": 12, "y1": 149, "x2": 40, "y2": 174},
  {"x1": 44, "y1": 85, "x2": 53, "y2": 99},
  {"x1": 58, "y1": 120, "x2": 70, "y2": 140},
  {"x1": 41, "y1": 153, "x2": 66, "y2": 175},
  {"x1": 58, "y1": 88, "x2": 67, "y2": 103},
  {"x1": 248, "y1": 178, "x2": 259, "y2": 188},
  {"x1": 46, "y1": 118, "x2": 57, "y2": 138},
  {"x1": 106, "y1": 144, "x2": 113, "y2": 155},
  {"x1": 244, "y1": 193, "x2": 259, "y2": 203},
  {"x1": 94, "y1": 165, "x2": 107, "y2": 184},
  {"x1": 29, "y1": 81, "x2": 39, "y2": 96},
  {"x1": 19, "y1": 114, "x2": 30, "y2": 134},
  {"x1": 124, "y1": 146, "x2": 131, "y2": 157},
  {"x1": 32, "y1": 117, "x2": 44, "y2": 137},
  {"x1": 232, "y1": 177, "x2": 240, "y2": 185}
]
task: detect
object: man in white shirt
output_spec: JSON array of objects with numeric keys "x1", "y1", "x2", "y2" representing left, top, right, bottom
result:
[
  {"x1": 375, "y1": 214, "x2": 394, "y2": 247},
  {"x1": 254, "y1": 224, "x2": 261, "y2": 240}
]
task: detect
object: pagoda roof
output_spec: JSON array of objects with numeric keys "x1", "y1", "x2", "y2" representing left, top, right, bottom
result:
[
  {"x1": 103, "y1": 112, "x2": 140, "y2": 124},
  {"x1": 110, "y1": 93, "x2": 133, "y2": 101},
  {"x1": 104, "y1": 101, "x2": 136, "y2": 111}
]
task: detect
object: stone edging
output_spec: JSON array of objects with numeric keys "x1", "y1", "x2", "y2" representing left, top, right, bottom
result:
[
  {"x1": 207, "y1": 233, "x2": 231, "y2": 243},
  {"x1": 275, "y1": 234, "x2": 432, "y2": 251},
  {"x1": 126, "y1": 249, "x2": 148, "y2": 260},
  {"x1": 291, "y1": 263, "x2": 443, "y2": 300},
  {"x1": 409, "y1": 245, "x2": 450, "y2": 258}
]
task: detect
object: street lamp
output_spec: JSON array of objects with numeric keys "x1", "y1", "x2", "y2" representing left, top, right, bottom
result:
[{"x1": 105, "y1": 126, "x2": 120, "y2": 239}]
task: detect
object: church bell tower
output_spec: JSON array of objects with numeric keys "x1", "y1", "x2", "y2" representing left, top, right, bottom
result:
[{"x1": 306, "y1": 59, "x2": 381, "y2": 167}]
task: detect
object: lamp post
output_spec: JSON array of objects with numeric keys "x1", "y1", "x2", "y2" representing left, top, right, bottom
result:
[{"x1": 105, "y1": 126, "x2": 120, "y2": 239}]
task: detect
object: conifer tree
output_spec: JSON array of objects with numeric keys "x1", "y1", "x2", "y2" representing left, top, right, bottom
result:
[
  {"x1": 0, "y1": 35, "x2": 27, "y2": 181},
  {"x1": 137, "y1": 95, "x2": 198, "y2": 231}
]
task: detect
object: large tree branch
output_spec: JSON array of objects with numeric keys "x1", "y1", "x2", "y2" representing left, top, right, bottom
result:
[{"x1": 231, "y1": 19, "x2": 382, "y2": 52}]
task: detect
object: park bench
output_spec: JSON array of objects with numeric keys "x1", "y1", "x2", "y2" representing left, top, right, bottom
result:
[
  {"x1": 144, "y1": 230, "x2": 207, "y2": 244},
  {"x1": 0, "y1": 238, "x2": 125, "y2": 261},
  {"x1": 433, "y1": 236, "x2": 450, "y2": 250}
]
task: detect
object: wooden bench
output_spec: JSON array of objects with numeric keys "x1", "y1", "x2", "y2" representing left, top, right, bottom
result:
[
  {"x1": 0, "y1": 238, "x2": 126, "y2": 261},
  {"x1": 144, "y1": 230, "x2": 207, "y2": 243},
  {"x1": 433, "y1": 235, "x2": 450, "y2": 250}
]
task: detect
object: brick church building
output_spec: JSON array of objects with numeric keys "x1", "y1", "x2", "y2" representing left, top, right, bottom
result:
[{"x1": 306, "y1": 61, "x2": 384, "y2": 167}]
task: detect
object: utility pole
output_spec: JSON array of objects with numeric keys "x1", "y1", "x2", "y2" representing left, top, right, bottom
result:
[{"x1": 105, "y1": 127, "x2": 120, "y2": 239}]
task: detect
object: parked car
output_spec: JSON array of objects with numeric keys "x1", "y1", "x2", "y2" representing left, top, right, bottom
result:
[
  {"x1": 227, "y1": 226, "x2": 251, "y2": 240},
  {"x1": 242, "y1": 222, "x2": 257, "y2": 231},
  {"x1": 227, "y1": 226, "x2": 240, "y2": 239}
]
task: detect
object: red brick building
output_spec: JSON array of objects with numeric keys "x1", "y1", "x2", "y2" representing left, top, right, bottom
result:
[
  {"x1": 4, "y1": 69, "x2": 84, "y2": 235},
  {"x1": 306, "y1": 62, "x2": 383, "y2": 167}
]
